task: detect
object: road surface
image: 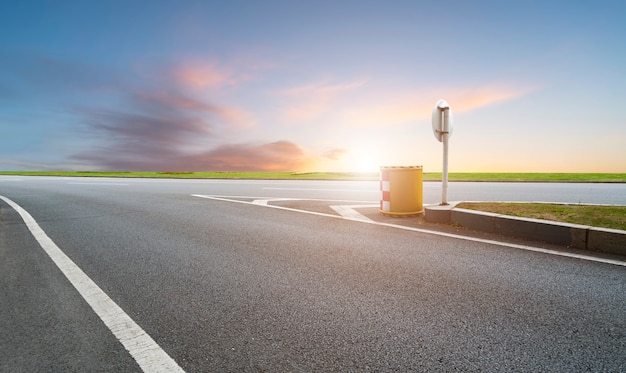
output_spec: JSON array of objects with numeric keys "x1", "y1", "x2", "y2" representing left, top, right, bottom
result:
[{"x1": 1, "y1": 176, "x2": 625, "y2": 371}]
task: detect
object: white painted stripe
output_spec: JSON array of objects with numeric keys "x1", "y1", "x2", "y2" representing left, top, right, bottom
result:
[
  {"x1": 330, "y1": 205, "x2": 376, "y2": 222},
  {"x1": 263, "y1": 187, "x2": 375, "y2": 193},
  {"x1": 0, "y1": 195, "x2": 184, "y2": 373},
  {"x1": 381, "y1": 181, "x2": 390, "y2": 192},
  {"x1": 67, "y1": 182, "x2": 129, "y2": 186},
  {"x1": 382, "y1": 201, "x2": 391, "y2": 212},
  {"x1": 201, "y1": 194, "x2": 374, "y2": 204},
  {"x1": 252, "y1": 197, "x2": 299, "y2": 205},
  {"x1": 192, "y1": 194, "x2": 626, "y2": 267}
]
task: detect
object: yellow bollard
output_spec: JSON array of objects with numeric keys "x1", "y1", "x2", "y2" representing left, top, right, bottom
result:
[{"x1": 380, "y1": 166, "x2": 423, "y2": 217}]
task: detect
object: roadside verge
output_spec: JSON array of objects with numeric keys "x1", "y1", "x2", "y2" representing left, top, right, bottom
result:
[{"x1": 425, "y1": 203, "x2": 626, "y2": 256}]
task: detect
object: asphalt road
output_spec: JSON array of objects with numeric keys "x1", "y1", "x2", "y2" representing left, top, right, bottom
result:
[{"x1": 1, "y1": 176, "x2": 625, "y2": 372}]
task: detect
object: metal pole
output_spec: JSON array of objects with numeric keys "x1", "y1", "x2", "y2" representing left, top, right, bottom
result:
[{"x1": 440, "y1": 107, "x2": 449, "y2": 205}]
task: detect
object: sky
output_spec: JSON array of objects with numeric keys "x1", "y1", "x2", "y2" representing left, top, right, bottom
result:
[{"x1": 1, "y1": 0, "x2": 625, "y2": 173}]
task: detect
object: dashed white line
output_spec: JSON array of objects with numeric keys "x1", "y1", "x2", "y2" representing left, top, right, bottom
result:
[{"x1": 0, "y1": 195, "x2": 184, "y2": 372}]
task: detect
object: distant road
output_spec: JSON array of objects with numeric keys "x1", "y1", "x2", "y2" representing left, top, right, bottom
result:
[
  {"x1": 1, "y1": 176, "x2": 625, "y2": 371},
  {"x1": 2, "y1": 175, "x2": 625, "y2": 204},
  {"x1": 442, "y1": 181, "x2": 626, "y2": 205}
]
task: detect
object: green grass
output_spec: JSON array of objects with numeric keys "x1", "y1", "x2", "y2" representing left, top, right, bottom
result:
[
  {"x1": 424, "y1": 173, "x2": 626, "y2": 183},
  {"x1": 456, "y1": 202, "x2": 626, "y2": 231},
  {"x1": 0, "y1": 171, "x2": 624, "y2": 182}
]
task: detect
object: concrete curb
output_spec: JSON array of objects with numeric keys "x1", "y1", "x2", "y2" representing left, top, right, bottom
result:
[{"x1": 424, "y1": 203, "x2": 626, "y2": 256}]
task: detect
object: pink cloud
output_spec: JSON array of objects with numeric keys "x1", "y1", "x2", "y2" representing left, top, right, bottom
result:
[
  {"x1": 281, "y1": 79, "x2": 367, "y2": 96},
  {"x1": 450, "y1": 85, "x2": 536, "y2": 112},
  {"x1": 215, "y1": 106, "x2": 257, "y2": 128},
  {"x1": 339, "y1": 84, "x2": 536, "y2": 128},
  {"x1": 171, "y1": 59, "x2": 262, "y2": 91},
  {"x1": 172, "y1": 62, "x2": 234, "y2": 89},
  {"x1": 278, "y1": 79, "x2": 367, "y2": 123},
  {"x1": 322, "y1": 148, "x2": 348, "y2": 160},
  {"x1": 131, "y1": 90, "x2": 255, "y2": 128}
]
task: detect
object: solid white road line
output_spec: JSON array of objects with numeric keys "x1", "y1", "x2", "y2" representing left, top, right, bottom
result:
[
  {"x1": 263, "y1": 187, "x2": 376, "y2": 193},
  {"x1": 192, "y1": 194, "x2": 626, "y2": 267},
  {"x1": 67, "y1": 182, "x2": 129, "y2": 186},
  {"x1": 0, "y1": 195, "x2": 184, "y2": 373},
  {"x1": 200, "y1": 194, "x2": 374, "y2": 204}
]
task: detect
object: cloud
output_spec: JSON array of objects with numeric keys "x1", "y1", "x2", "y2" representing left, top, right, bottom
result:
[
  {"x1": 71, "y1": 80, "x2": 304, "y2": 171},
  {"x1": 2, "y1": 50, "x2": 305, "y2": 171},
  {"x1": 133, "y1": 90, "x2": 220, "y2": 112},
  {"x1": 67, "y1": 56, "x2": 264, "y2": 170},
  {"x1": 212, "y1": 105, "x2": 257, "y2": 128},
  {"x1": 74, "y1": 138, "x2": 312, "y2": 172},
  {"x1": 322, "y1": 148, "x2": 348, "y2": 160},
  {"x1": 80, "y1": 109, "x2": 210, "y2": 147},
  {"x1": 339, "y1": 84, "x2": 536, "y2": 128},
  {"x1": 277, "y1": 79, "x2": 367, "y2": 123},
  {"x1": 281, "y1": 80, "x2": 367, "y2": 96},
  {"x1": 171, "y1": 60, "x2": 257, "y2": 91},
  {"x1": 71, "y1": 105, "x2": 209, "y2": 170},
  {"x1": 131, "y1": 90, "x2": 256, "y2": 128},
  {"x1": 177, "y1": 141, "x2": 312, "y2": 171},
  {"x1": 450, "y1": 84, "x2": 536, "y2": 112}
]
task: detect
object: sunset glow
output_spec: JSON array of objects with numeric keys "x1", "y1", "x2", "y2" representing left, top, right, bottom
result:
[{"x1": 1, "y1": 1, "x2": 625, "y2": 172}]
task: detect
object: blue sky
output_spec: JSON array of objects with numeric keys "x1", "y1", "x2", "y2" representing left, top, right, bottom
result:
[{"x1": 1, "y1": 0, "x2": 625, "y2": 172}]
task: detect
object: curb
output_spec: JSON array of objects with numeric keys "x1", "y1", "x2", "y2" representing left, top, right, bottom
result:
[{"x1": 424, "y1": 203, "x2": 626, "y2": 256}]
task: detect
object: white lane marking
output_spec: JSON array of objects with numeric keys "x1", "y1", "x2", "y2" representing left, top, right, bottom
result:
[
  {"x1": 252, "y1": 198, "x2": 298, "y2": 206},
  {"x1": 0, "y1": 195, "x2": 184, "y2": 372},
  {"x1": 203, "y1": 194, "x2": 374, "y2": 204},
  {"x1": 67, "y1": 182, "x2": 129, "y2": 186},
  {"x1": 330, "y1": 205, "x2": 377, "y2": 222},
  {"x1": 263, "y1": 187, "x2": 376, "y2": 193},
  {"x1": 192, "y1": 194, "x2": 626, "y2": 267}
]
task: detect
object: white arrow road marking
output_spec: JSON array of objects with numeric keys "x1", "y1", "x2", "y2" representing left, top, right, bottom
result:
[
  {"x1": 252, "y1": 198, "x2": 298, "y2": 205},
  {"x1": 192, "y1": 194, "x2": 626, "y2": 267},
  {"x1": 330, "y1": 204, "x2": 377, "y2": 222},
  {"x1": 0, "y1": 195, "x2": 185, "y2": 373}
]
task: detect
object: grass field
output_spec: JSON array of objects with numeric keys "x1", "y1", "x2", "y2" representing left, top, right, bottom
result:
[
  {"x1": 423, "y1": 172, "x2": 626, "y2": 183},
  {"x1": 1, "y1": 171, "x2": 624, "y2": 182},
  {"x1": 456, "y1": 202, "x2": 626, "y2": 231}
]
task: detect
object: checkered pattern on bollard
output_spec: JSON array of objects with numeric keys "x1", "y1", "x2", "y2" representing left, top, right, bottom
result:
[{"x1": 380, "y1": 169, "x2": 391, "y2": 213}]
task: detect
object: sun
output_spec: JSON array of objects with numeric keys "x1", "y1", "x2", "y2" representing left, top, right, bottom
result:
[
  {"x1": 340, "y1": 147, "x2": 381, "y2": 173},
  {"x1": 356, "y1": 156, "x2": 380, "y2": 173}
]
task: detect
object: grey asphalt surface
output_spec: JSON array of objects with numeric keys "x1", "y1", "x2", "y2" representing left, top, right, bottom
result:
[{"x1": 1, "y1": 176, "x2": 625, "y2": 372}]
